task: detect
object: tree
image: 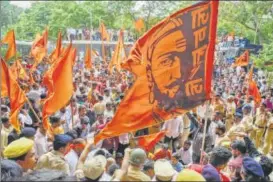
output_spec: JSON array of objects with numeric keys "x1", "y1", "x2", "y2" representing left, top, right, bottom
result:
[
  {"x1": 0, "y1": 1, "x2": 23, "y2": 37},
  {"x1": 218, "y1": 1, "x2": 273, "y2": 44}
]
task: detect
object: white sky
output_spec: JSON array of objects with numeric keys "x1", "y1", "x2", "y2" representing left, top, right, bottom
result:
[{"x1": 10, "y1": 1, "x2": 32, "y2": 9}]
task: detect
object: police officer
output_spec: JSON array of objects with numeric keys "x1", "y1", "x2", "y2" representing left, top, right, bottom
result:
[
  {"x1": 253, "y1": 103, "x2": 271, "y2": 149},
  {"x1": 35, "y1": 134, "x2": 73, "y2": 175}
]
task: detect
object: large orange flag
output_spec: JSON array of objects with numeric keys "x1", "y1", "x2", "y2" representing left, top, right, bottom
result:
[
  {"x1": 84, "y1": 45, "x2": 92, "y2": 70},
  {"x1": 42, "y1": 44, "x2": 76, "y2": 129},
  {"x1": 138, "y1": 131, "x2": 166, "y2": 152},
  {"x1": 233, "y1": 50, "x2": 249, "y2": 67},
  {"x1": 95, "y1": 1, "x2": 219, "y2": 143},
  {"x1": 1, "y1": 30, "x2": 16, "y2": 60},
  {"x1": 134, "y1": 18, "x2": 145, "y2": 33},
  {"x1": 108, "y1": 29, "x2": 126, "y2": 73},
  {"x1": 30, "y1": 27, "x2": 48, "y2": 66},
  {"x1": 49, "y1": 31, "x2": 62, "y2": 64},
  {"x1": 249, "y1": 80, "x2": 261, "y2": 105},
  {"x1": 1, "y1": 58, "x2": 27, "y2": 132},
  {"x1": 10, "y1": 59, "x2": 29, "y2": 81}
]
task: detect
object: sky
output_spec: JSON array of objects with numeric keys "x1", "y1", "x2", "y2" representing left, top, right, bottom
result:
[{"x1": 10, "y1": 1, "x2": 32, "y2": 9}]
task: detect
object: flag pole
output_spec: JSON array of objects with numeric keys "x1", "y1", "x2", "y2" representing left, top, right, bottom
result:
[
  {"x1": 200, "y1": 100, "x2": 209, "y2": 164},
  {"x1": 26, "y1": 97, "x2": 42, "y2": 123},
  {"x1": 70, "y1": 102, "x2": 74, "y2": 128}
]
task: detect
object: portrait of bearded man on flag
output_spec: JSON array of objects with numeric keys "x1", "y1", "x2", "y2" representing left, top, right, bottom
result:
[{"x1": 146, "y1": 14, "x2": 209, "y2": 118}]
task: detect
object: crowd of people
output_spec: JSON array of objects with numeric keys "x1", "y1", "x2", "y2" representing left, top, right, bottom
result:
[
  {"x1": 1, "y1": 35, "x2": 273, "y2": 182},
  {"x1": 66, "y1": 28, "x2": 134, "y2": 42}
]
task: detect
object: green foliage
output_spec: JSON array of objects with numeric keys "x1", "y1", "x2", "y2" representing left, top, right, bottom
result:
[
  {"x1": 252, "y1": 42, "x2": 273, "y2": 71},
  {"x1": 218, "y1": 1, "x2": 273, "y2": 44}
]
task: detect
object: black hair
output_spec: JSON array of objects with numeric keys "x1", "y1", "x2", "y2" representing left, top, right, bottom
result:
[
  {"x1": 53, "y1": 141, "x2": 68, "y2": 151},
  {"x1": 244, "y1": 173, "x2": 263, "y2": 182},
  {"x1": 8, "y1": 153, "x2": 27, "y2": 161},
  {"x1": 94, "y1": 149, "x2": 110, "y2": 158},
  {"x1": 49, "y1": 115, "x2": 60, "y2": 124},
  {"x1": 1, "y1": 117, "x2": 9, "y2": 124},
  {"x1": 84, "y1": 173, "x2": 103, "y2": 182},
  {"x1": 172, "y1": 153, "x2": 180, "y2": 160},
  {"x1": 209, "y1": 147, "x2": 232, "y2": 168},
  {"x1": 259, "y1": 156, "x2": 273, "y2": 177},
  {"x1": 115, "y1": 152, "x2": 123, "y2": 159},
  {"x1": 19, "y1": 169, "x2": 75, "y2": 181},
  {"x1": 143, "y1": 160, "x2": 154, "y2": 171},
  {"x1": 40, "y1": 93, "x2": 47, "y2": 99},
  {"x1": 184, "y1": 140, "x2": 192, "y2": 146},
  {"x1": 155, "y1": 177, "x2": 172, "y2": 182},
  {"x1": 216, "y1": 122, "x2": 226, "y2": 133},
  {"x1": 1, "y1": 106, "x2": 9, "y2": 113},
  {"x1": 107, "y1": 163, "x2": 120, "y2": 176},
  {"x1": 231, "y1": 140, "x2": 247, "y2": 154}
]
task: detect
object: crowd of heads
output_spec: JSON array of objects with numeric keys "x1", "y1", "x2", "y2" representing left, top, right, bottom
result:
[{"x1": 1, "y1": 35, "x2": 273, "y2": 182}]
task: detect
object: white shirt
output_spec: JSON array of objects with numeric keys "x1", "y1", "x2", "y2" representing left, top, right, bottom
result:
[
  {"x1": 209, "y1": 120, "x2": 223, "y2": 145},
  {"x1": 104, "y1": 109, "x2": 114, "y2": 119},
  {"x1": 19, "y1": 113, "x2": 33, "y2": 126},
  {"x1": 65, "y1": 149, "x2": 79, "y2": 175},
  {"x1": 34, "y1": 129, "x2": 49, "y2": 158},
  {"x1": 162, "y1": 116, "x2": 182, "y2": 138},
  {"x1": 118, "y1": 133, "x2": 129, "y2": 145},
  {"x1": 178, "y1": 148, "x2": 192, "y2": 165}
]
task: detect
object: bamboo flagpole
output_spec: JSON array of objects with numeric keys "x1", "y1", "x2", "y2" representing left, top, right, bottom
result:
[
  {"x1": 26, "y1": 97, "x2": 42, "y2": 124},
  {"x1": 200, "y1": 101, "x2": 209, "y2": 164}
]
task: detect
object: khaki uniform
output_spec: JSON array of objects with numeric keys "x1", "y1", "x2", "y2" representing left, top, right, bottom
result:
[
  {"x1": 253, "y1": 109, "x2": 270, "y2": 149},
  {"x1": 1, "y1": 126, "x2": 13, "y2": 150},
  {"x1": 212, "y1": 102, "x2": 225, "y2": 115},
  {"x1": 118, "y1": 166, "x2": 151, "y2": 181},
  {"x1": 226, "y1": 123, "x2": 245, "y2": 141},
  {"x1": 35, "y1": 150, "x2": 70, "y2": 175},
  {"x1": 241, "y1": 115, "x2": 254, "y2": 139},
  {"x1": 225, "y1": 102, "x2": 236, "y2": 131},
  {"x1": 263, "y1": 117, "x2": 273, "y2": 155}
]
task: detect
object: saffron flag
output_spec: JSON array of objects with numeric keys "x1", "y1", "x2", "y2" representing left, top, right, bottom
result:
[
  {"x1": 134, "y1": 18, "x2": 145, "y2": 33},
  {"x1": 10, "y1": 59, "x2": 29, "y2": 81},
  {"x1": 84, "y1": 45, "x2": 92, "y2": 70},
  {"x1": 30, "y1": 27, "x2": 48, "y2": 66},
  {"x1": 138, "y1": 131, "x2": 166, "y2": 152},
  {"x1": 95, "y1": 1, "x2": 219, "y2": 143},
  {"x1": 99, "y1": 22, "x2": 109, "y2": 41},
  {"x1": 249, "y1": 80, "x2": 261, "y2": 105},
  {"x1": 99, "y1": 22, "x2": 109, "y2": 63},
  {"x1": 42, "y1": 44, "x2": 76, "y2": 129},
  {"x1": 1, "y1": 58, "x2": 27, "y2": 132},
  {"x1": 1, "y1": 30, "x2": 16, "y2": 60},
  {"x1": 108, "y1": 29, "x2": 126, "y2": 73},
  {"x1": 233, "y1": 50, "x2": 249, "y2": 67},
  {"x1": 49, "y1": 31, "x2": 62, "y2": 63}
]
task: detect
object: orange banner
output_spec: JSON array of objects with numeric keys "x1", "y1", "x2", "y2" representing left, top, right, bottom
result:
[
  {"x1": 138, "y1": 131, "x2": 166, "y2": 152},
  {"x1": 42, "y1": 44, "x2": 76, "y2": 129},
  {"x1": 49, "y1": 31, "x2": 62, "y2": 64},
  {"x1": 1, "y1": 30, "x2": 16, "y2": 60},
  {"x1": 233, "y1": 50, "x2": 249, "y2": 67},
  {"x1": 134, "y1": 18, "x2": 145, "y2": 33},
  {"x1": 95, "y1": 1, "x2": 219, "y2": 143},
  {"x1": 108, "y1": 29, "x2": 126, "y2": 73},
  {"x1": 1, "y1": 58, "x2": 27, "y2": 132},
  {"x1": 84, "y1": 45, "x2": 92, "y2": 70}
]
